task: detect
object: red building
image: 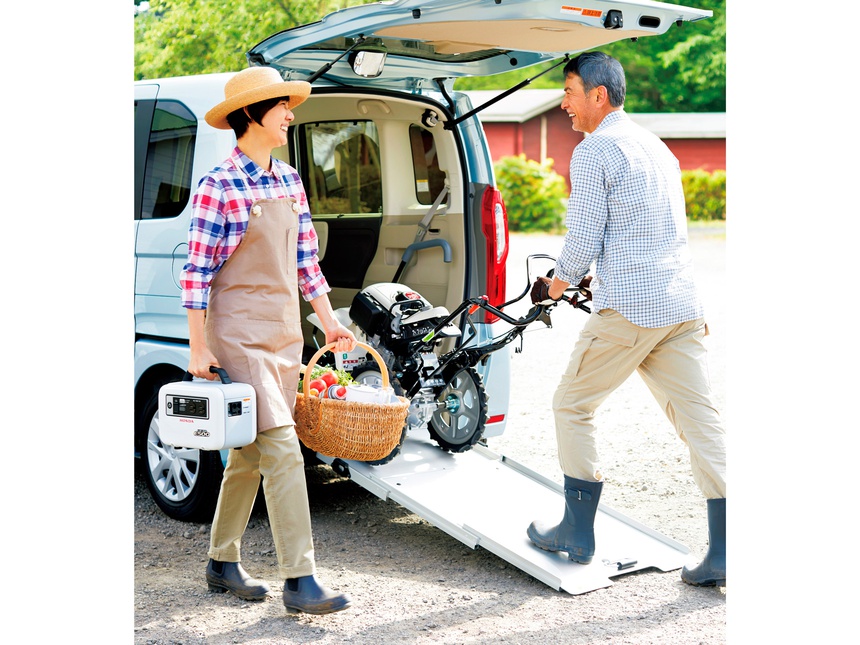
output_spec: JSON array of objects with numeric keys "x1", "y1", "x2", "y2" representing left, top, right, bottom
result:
[{"x1": 462, "y1": 90, "x2": 725, "y2": 191}]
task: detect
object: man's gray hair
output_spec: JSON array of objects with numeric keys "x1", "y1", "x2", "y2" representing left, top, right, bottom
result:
[{"x1": 563, "y1": 51, "x2": 626, "y2": 108}]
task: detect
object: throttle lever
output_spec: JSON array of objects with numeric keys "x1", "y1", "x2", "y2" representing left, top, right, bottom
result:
[{"x1": 562, "y1": 293, "x2": 592, "y2": 314}]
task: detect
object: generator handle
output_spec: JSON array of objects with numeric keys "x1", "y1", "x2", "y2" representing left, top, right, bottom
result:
[{"x1": 182, "y1": 366, "x2": 233, "y2": 384}]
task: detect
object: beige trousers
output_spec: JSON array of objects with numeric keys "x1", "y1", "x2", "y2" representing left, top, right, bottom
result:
[
  {"x1": 208, "y1": 424, "x2": 315, "y2": 579},
  {"x1": 553, "y1": 309, "x2": 726, "y2": 499}
]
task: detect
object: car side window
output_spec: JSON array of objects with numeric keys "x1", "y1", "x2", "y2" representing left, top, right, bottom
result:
[
  {"x1": 409, "y1": 125, "x2": 446, "y2": 205},
  {"x1": 140, "y1": 100, "x2": 197, "y2": 220},
  {"x1": 299, "y1": 121, "x2": 382, "y2": 216}
]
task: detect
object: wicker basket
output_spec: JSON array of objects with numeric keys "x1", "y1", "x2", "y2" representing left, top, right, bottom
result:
[{"x1": 294, "y1": 341, "x2": 409, "y2": 461}]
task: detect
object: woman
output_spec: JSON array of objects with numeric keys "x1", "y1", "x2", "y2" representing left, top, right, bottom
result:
[{"x1": 180, "y1": 66, "x2": 356, "y2": 615}]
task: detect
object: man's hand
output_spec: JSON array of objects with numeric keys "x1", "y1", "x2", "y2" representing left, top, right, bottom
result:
[{"x1": 530, "y1": 276, "x2": 560, "y2": 306}]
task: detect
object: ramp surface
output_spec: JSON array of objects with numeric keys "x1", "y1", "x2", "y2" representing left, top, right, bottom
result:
[{"x1": 318, "y1": 429, "x2": 690, "y2": 595}]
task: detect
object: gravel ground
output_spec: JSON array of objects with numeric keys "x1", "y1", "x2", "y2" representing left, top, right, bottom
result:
[{"x1": 132, "y1": 225, "x2": 726, "y2": 644}]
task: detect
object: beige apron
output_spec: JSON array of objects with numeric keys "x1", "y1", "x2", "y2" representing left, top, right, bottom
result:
[{"x1": 204, "y1": 198, "x2": 303, "y2": 432}]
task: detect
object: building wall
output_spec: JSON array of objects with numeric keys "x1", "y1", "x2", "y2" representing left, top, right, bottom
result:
[
  {"x1": 662, "y1": 139, "x2": 725, "y2": 173},
  {"x1": 482, "y1": 115, "x2": 582, "y2": 191},
  {"x1": 481, "y1": 110, "x2": 724, "y2": 191}
]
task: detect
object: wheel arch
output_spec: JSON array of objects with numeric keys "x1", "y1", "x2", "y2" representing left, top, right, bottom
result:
[
  {"x1": 134, "y1": 362, "x2": 186, "y2": 456},
  {"x1": 134, "y1": 339, "x2": 189, "y2": 454}
]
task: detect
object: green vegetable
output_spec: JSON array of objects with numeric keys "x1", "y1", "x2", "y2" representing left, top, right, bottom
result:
[{"x1": 298, "y1": 365, "x2": 355, "y2": 391}]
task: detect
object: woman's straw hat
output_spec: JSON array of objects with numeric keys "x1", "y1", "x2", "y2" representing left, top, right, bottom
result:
[{"x1": 205, "y1": 67, "x2": 311, "y2": 130}]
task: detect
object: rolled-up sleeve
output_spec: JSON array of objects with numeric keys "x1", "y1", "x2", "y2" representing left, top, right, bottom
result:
[
  {"x1": 297, "y1": 214, "x2": 330, "y2": 300},
  {"x1": 293, "y1": 178, "x2": 330, "y2": 301},
  {"x1": 554, "y1": 145, "x2": 607, "y2": 286},
  {"x1": 181, "y1": 177, "x2": 227, "y2": 310}
]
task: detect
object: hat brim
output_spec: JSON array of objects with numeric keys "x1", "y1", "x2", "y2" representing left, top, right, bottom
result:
[{"x1": 205, "y1": 80, "x2": 311, "y2": 130}]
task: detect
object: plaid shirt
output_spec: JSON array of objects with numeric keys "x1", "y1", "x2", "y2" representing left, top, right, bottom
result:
[
  {"x1": 181, "y1": 147, "x2": 329, "y2": 309},
  {"x1": 554, "y1": 111, "x2": 704, "y2": 328}
]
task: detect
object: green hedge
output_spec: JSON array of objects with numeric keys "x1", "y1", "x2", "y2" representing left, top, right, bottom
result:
[
  {"x1": 493, "y1": 155, "x2": 568, "y2": 232},
  {"x1": 682, "y1": 169, "x2": 726, "y2": 221},
  {"x1": 494, "y1": 154, "x2": 726, "y2": 231}
]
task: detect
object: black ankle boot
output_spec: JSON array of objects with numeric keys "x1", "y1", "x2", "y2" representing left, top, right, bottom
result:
[
  {"x1": 681, "y1": 497, "x2": 726, "y2": 586},
  {"x1": 282, "y1": 574, "x2": 352, "y2": 615},
  {"x1": 527, "y1": 476, "x2": 603, "y2": 564},
  {"x1": 206, "y1": 559, "x2": 270, "y2": 600}
]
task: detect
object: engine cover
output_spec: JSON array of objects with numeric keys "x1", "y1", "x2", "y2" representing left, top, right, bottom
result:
[{"x1": 349, "y1": 283, "x2": 459, "y2": 347}]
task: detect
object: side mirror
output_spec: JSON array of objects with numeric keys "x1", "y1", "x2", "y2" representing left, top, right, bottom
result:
[{"x1": 349, "y1": 50, "x2": 387, "y2": 78}]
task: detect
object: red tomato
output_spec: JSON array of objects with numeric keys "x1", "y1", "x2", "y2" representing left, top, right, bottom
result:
[
  {"x1": 319, "y1": 371, "x2": 338, "y2": 387},
  {"x1": 309, "y1": 378, "x2": 327, "y2": 396}
]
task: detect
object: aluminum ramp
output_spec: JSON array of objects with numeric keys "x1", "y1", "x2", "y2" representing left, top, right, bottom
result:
[{"x1": 317, "y1": 428, "x2": 690, "y2": 595}]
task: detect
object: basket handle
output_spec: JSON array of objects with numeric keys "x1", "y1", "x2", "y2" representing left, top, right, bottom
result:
[{"x1": 302, "y1": 341, "x2": 389, "y2": 396}]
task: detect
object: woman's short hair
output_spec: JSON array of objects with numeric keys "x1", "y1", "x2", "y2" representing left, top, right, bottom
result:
[
  {"x1": 226, "y1": 96, "x2": 290, "y2": 138},
  {"x1": 563, "y1": 52, "x2": 626, "y2": 108}
]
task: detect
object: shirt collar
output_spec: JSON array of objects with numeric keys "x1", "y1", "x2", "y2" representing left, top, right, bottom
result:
[
  {"x1": 593, "y1": 109, "x2": 627, "y2": 133},
  {"x1": 229, "y1": 147, "x2": 276, "y2": 183}
]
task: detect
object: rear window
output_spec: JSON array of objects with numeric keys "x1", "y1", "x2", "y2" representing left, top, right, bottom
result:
[
  {"x1": 139, "y1": 100, "x2": 197, "y2": 220},
  {"x1": 299, "y1": 120, "x2": 382, "y2": 216}
]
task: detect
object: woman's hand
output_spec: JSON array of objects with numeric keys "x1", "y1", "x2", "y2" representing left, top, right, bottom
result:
[
  {"x1": 188, "y1": 345, "x2": 221, "y2": 380},
  {"x1": 325, "y1": 324, "x2": 357, "y2": 354},
  {"x1": 309, "y1": 293, "x2": 357, "y2": 354}
]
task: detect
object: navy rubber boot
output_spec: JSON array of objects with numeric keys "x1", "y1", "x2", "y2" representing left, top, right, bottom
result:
[
  {"x1": 282, "y1": 575, "x2": 352, "y2": 615},
  {"x1": 681, "y1": 497, "x2": 726, "y2": 586},
  {"x1": 527, "y1": 476, "x2": 603, "y2": 564},
  {"x1": 206, "y1": 559, "x2": 270, "y2": 600}
]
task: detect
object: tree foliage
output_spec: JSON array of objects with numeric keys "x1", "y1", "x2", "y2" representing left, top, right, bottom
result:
[{"x1": 134, "y1": 0, "x2": 377, "y2": 80}]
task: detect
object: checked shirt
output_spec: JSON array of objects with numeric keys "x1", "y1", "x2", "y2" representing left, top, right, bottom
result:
[
  {"x1": 554, "y1": 110, "x2": 704, "y2": 328},
  {"x1": 181, "y1": 147, "x2": 329, "y2": 310}
]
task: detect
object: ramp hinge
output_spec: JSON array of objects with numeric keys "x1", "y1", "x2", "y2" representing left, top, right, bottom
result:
[
  {"x1": 331, "y1": 458, "x2": 351, "y2": 478},
  {"x1": 603, "y1": 557, "x2": 637, "y2": 571}
]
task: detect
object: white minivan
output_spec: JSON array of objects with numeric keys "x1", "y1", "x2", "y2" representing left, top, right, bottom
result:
[{"x1": 134, "y1": 0, "x2": 711, "y2": 521}]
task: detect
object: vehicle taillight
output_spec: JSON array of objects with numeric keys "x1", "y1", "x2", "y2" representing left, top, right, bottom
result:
[{"x1": 480, "y1": 186, "x2": 509, "y2": 324}]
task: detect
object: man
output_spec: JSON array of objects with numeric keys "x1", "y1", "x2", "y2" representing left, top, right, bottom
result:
[
  {"x1": 527, "y1": 51, "x2": 726, "y2": 586},
  {"x1": 181, "y1": 67, "x2": 357, "y2": 614}
]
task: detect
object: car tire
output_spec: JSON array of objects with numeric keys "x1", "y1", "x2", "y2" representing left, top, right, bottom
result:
[{"x1": 136, "y1": 376, "x2": 224, "y2": 523}]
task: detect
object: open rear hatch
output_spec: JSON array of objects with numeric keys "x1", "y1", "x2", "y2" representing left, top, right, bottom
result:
[{"x1": 247, "y1": 0, "x2": 712, "y2": 90}]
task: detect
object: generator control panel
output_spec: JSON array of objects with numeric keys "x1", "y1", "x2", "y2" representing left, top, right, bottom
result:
[{"x1": 165, "y1": 396, "x2": 209, "y2": 419}]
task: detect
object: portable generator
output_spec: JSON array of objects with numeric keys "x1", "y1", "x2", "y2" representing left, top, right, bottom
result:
[{"x1": 158, "y1": 367, "x2": 256, "y2": 451}]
